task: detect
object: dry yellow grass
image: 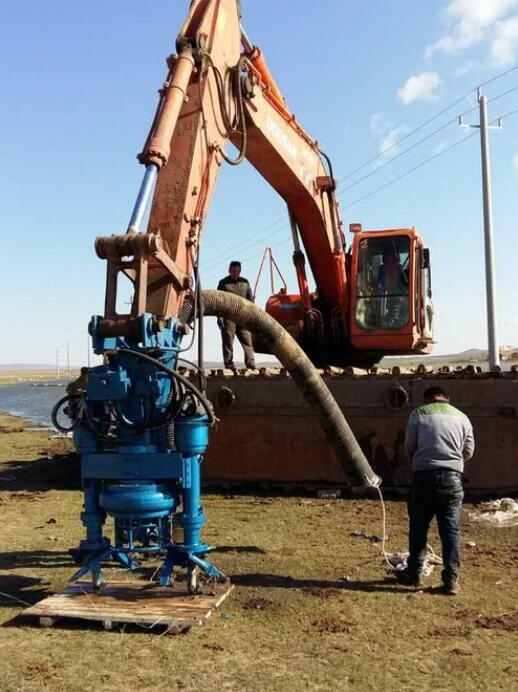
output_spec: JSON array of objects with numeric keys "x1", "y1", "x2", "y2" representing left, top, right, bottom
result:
[
  {"x1": 0, "y1": 370, "x2": 71, "y2": 387},
  {"x1": 0, "y1": 412, "x2": 517, "y2": 691}
]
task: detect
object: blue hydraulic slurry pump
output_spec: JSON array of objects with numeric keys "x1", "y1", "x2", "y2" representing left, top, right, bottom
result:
[
  {"x1": 52, "y1": 143, "x2": 226, "y2": 591},
  {"x1": 54, "y1": 314, "x2": 224, "y2": 592}
]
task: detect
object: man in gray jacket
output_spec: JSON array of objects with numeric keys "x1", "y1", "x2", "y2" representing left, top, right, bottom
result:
[{"x1": 397, "y1": 386, "x2": 474, "y2": 594}]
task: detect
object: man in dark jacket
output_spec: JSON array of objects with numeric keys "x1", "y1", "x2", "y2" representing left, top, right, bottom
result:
[
  {"x1": 217, "y1": 261, "x2": 256, "y2": 369},
  {"x1": 397, "y1": 386, "x2": 474, "y2": 594}
]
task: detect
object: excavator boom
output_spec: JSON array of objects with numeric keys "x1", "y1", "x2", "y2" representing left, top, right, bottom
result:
[{"x1": 126, "y1": 0, "x2": 432, "y2": 366}]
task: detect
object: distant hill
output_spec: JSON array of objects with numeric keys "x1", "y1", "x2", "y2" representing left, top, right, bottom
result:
[
  {"x1": 441, "y1": 346, "x2": 517, "y2": 359},
  {"x1": 454, "y1": 348, "x2": 488, "y2": 358}
]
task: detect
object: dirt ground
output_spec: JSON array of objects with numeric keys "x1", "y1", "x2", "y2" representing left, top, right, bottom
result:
[{"x1": 0, "y1": 411, "x2": 517, "y2": 692}]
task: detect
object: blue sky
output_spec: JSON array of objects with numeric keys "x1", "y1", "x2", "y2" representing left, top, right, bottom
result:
[{"x1": 1, "y1": 0, "x2": 517, "y2": 366}]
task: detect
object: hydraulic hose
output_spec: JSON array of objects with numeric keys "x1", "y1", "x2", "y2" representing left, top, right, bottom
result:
[
  {"x1": 107, "y1": 348, "x2": 215, "y2": 426},
  {"x1": 197, "y1": 290, "x2": 381, "y2": 493},
  {"x1": 51, "y1": 395, "x2": 83, "y2": 433}
]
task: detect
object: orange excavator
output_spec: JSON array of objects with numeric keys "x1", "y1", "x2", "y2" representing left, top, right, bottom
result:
[
  {"x1": 133, "y1": 0, "x2": 434, "y2": 369},
  {"x1": 119, "y1": 0, "x2": 516, "y2": 499}
]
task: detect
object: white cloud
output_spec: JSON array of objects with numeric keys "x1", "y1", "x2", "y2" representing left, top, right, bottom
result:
[
  {"x1": 369, "y1": 114, "x2": 408, "y2": 155},
  {"x1": 397, "y1": 72, "x2": 441, "y2": 104},
  {"x1": 370, "y1": 113, "x2": 388, "y2": 137},
  {"x1": 513, "y1": 152, "x2": 518, "y2": 170},
  {"x1": 491, "y1": 16, "x2": 518, "y2": 62},
  {"x1": 426, "y1": 0, "x2": 518, "y2": 57},
  {"x1": 379, "y1": 126, "x2": 408, "y2": 155}
]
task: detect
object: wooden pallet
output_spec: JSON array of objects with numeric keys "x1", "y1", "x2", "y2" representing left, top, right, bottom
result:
[{"x1": 22, "y1": 580, "x2": 233, "y2": 633}]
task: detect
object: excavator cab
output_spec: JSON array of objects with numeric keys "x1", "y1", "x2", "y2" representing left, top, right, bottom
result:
[{"x1": 349, "y1": 227, "x2": 433, "y2": 355}]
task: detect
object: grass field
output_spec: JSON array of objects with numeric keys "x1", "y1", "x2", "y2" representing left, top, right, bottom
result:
[
  {"x1": 0, "y1": 412, "x2": 517, "y2": 691},
  {"x1": 0, "y1": 370, "x2": 71, "y2": 386}
]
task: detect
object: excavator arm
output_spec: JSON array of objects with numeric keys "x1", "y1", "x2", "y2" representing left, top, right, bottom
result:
[
  {"x1": 94, "y1": 0, "x2": 432, "y2": 364},
  {"x1": 96, "y1": 0, "x2": 347, "y2": 342},
  {"x1": 227, "y1": 35, "x2": 348, "y2": 318}
]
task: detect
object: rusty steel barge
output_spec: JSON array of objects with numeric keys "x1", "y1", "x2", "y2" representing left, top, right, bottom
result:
[{"x1": 201, "y1": 365, "x2": 518, "y2": 496}]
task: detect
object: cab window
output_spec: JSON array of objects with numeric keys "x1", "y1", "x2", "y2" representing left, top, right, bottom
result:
[{"x1": 355, "y1": 236, "x2": 410, "y2": 330}]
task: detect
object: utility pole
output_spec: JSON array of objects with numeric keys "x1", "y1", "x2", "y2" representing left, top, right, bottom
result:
[
  {"x1": 459, "y1": 88, "x2": 502, "y2": 370},
  {"x1": 56, "y1": 349, "x2": 60, "y2": 381},
  {"x1": 66, "y1": 340, "x2": 70, "y2": 382}
]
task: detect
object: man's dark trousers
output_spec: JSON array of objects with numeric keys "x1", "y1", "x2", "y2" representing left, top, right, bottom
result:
[
  {"x1": 407, "y1": 469, "x2": 463, "y2": 585},
  {"x1": 221, "y1": 319, "x2": 255, "y2": 369}
]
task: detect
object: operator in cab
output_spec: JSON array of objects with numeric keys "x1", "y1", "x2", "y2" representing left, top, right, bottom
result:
[
  {"x1": 355, "y1": 239, "x2": 410, "y2": 331},
  {"x1": 376, "y1": 247, "x2": 408, "y2": 295},
  {"x1": 217, "y1": 261, "x2": 256, "y2": 370}
]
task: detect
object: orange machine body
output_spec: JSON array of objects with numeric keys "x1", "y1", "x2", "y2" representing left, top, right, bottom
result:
[
  {"x1": 96, "y1": 0, "x2": 433, "y2": 367},
  {"x1": 349, "y1": 227, "x2": 433, "y2": 355}
]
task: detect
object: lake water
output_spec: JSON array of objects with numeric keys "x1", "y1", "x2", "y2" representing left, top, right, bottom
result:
[{"x1": 0, "y1": 382, "x2": 67, "y2": 427}]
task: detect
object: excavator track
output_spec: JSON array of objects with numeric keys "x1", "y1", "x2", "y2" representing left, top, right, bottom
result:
[{"x1": 190, "y1": 365, "x2": 518, "y2": 497}]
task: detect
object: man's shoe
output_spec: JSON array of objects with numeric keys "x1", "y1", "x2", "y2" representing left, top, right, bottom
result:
[
  {"x1": 443, "y1": 579, "x2": 460, "y2": 596},
  {"x1": 395, "y1": 569, "x2": 421, "y2": 587}
]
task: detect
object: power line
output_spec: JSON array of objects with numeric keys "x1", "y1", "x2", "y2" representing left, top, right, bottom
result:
[
  {"x1": 325, "y1": 99, "x2": 517, "y2": 211},
  {"x1": 341, "y1": 130, "x2": 478, "y2": 209},
  {"x1": 201, "y1": 216, "x2": 289, "y2": 273},
  {"x1": 201, "y1": 133, "x2": 479, "y2": 276},
  {"x1": 342, "y1": 113, "x2": 465, "y2": 193},
  {"x1": 490, "y1": 83, "x2": 518, "y2": 103},
  {"x1": 341, "y1": 85, "x2": 517, "y2": 194},
  {"x1": 209, "y1": 214, "x2": 285, "y2": 256},
  {"x1": 201, "y1": 95, "x2": 479, "y2": 268},
  {"x1": 493, "y1": 104, "x2": 518, "y2": 121},
  {"x1": 339, "y1": 95, "x2": 475, "y2": 184},
  {"x1": 200, "y1": 69, "x2": 518, "y2": 268},
  {"x1": 202, "y1": 235, "x2": 292, "y2": 284},
  {"x1": 338, "y1": 63, "x2": 518, "y2": 185},
  {"x1": 203, "y1": 110, "x2": 477, "y2": 270},
  {"x1": 479, "y1": 63, "x2": 518, "y2": 88},
  {"x1": 202, "y1": 98, "x2": 517, "y2": 283}
]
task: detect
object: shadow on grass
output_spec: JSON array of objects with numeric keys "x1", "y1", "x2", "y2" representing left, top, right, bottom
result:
[
  {"x1": 0, "y1": 453, "x2": 80, "y2": 492},
  {"x1": 0, "y1": 550, "x2": 72, "y2": 571},
  {"x1": 213, "y1": 545, "x2": 267, "y2": 555},
  {"x1": 230, "y1": 572, "x2": 408, "y2": 594},
  {"x1": 0, "y1": 573, "x2": 54, "y2": 612},
  {"x1": 202, "y1": 485, "x2": 411, "y2": 504}
]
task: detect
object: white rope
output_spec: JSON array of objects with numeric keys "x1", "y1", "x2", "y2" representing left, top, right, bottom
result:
[
  {"x1": 376, "y1": 485, "x2": 395, "y2": 569},
  {"x1": 375, "y1": 485, "x2": 442, "y2": 573}
]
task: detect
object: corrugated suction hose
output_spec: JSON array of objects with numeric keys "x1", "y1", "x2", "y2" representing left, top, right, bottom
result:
[{"x1": 195, "y1": 289, "x2": 381, "y2": 493}]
